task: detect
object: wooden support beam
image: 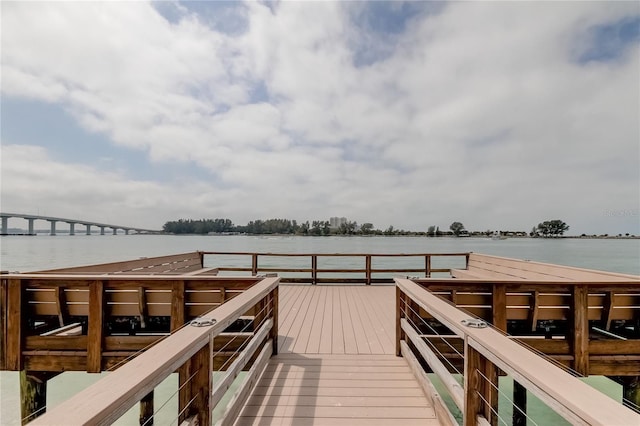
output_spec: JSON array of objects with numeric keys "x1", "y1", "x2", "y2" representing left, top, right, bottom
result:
[
  {"x1": 464, "y1": 342, "x2": 483, "y2": 426},
  {"x1": 20, "y1": 371, "x2": 56, "y2": 424},
  {"x1": 1, "y1": 277, "x2": 7, "y2": 370},
  {"x1": 425, "y1": 255, "x2": 431, "y2": 278},
  {"x1": 483, "y1": 358, "x2": 499, "y2": 426},
  {"x1": 270, "y1": 287, "x2": 279, "y2": 355},
  {"x1": 87, "y1": 280, "x2": 105, "y2": 373},
  {"x1": 171, "y1": 281, "x2": 185, "y2": 331},
  {"x1": 179, "y1": 340, "x2": 212, "y2": 426},
  {"x1": 311, "y1": 255, "x2": 317, "y2": 285},
  {"x1": 251, "y1": 254, "x2": 258, "y2": 276},
  {"x1": 365, "y1": 255, "x2": 372, "y2": 285},
  {"x1": 7, "y1": 278, "x2": 23, "y2": 370},
  {"x1": 572, "y1": 285, "x2": 589, "y2": 376},
  {"x1": 492, "y1": 283, "x2": 507, "y2": 332},
  {"x1": 396, "y1": 287, "x2": 404, "y2": 357},
  {"x1": 513, "y1": 381, "x2": 527, "y2": 426},
  {"x1": 139, "y1": 390, "x2": 154, "y2": 426}
]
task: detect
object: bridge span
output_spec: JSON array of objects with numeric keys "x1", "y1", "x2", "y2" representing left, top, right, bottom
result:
[{"x1": 0, "y1": 212, "x2": 162, "y2": 235}]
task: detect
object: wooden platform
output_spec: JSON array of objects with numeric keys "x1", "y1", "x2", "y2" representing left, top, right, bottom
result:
[
  {"x1": 277, "y1": 285, "x2": 396, "y2": 355},
  {"x1": 236, "y1": 285, "x2": 439, "y2": 425}
]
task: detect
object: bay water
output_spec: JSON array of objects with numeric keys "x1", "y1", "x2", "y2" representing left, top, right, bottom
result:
[{"x1": 1, "y1": 235, "x2": 638, "y2": 425}]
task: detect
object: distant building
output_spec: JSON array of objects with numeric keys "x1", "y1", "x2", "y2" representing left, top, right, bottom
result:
[{"x1": 329, "y1": 217, "x2": 347, "y2": 229}]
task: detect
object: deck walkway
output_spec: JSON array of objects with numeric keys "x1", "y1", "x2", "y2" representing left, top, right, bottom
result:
[{"x1": 236, "y1": 285, "x2": 440, "y2": 425}]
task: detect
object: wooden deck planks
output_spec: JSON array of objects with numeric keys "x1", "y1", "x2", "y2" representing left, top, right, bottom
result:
[
  {"x1": 277, "y1": 285, "x2": 397, "y2": 355},
  {"x1": 236, "y1": 353, "x2": 437, "y2": 426},
  {"x1": 235, "y1": 286, "x2": 437, "y2": 426}
]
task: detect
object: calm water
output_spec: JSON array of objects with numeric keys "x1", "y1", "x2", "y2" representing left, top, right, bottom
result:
[{"x1": 0, "y1": 235, "x2": 638, "y2": 425}]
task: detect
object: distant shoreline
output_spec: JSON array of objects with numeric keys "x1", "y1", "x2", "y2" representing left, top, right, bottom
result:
[{"x1": 1, "y1": 233, "x2": 638, "y2": 239}]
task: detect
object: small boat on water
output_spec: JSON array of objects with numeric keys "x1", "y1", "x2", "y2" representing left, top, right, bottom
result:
[{"x1": 492, "y1": 230, "x2": 507, "y2": 240}]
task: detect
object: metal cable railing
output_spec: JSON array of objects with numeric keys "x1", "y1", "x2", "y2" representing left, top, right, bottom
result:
[{"x1": 395, "y1": 277, "x2": 640, "y2": 426}]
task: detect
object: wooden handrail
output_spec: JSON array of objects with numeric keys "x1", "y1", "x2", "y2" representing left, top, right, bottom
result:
[
  {"x1": 30, "y1": 276, "x2": 279, "y2": 425},
  {"x1": 201, "y1": 251, "x2": 470, "y2": 284},
  {"x1": 395, "y1": 278, "x2": 640, "y2": 426}
]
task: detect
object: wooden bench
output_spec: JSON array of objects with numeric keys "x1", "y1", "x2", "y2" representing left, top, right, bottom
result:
[
  {"x1": 34, "y1": 251, "x2": 211, "y2": 275},
  {"x1": 452, "y1": 253, "x2": 638, "y2": 281}
]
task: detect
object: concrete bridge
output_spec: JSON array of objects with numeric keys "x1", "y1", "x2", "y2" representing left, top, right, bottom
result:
[{"x1": 0, "y1": 212, "x2": 162, "y2": 235}]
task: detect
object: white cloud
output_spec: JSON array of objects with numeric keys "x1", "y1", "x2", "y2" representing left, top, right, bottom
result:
[{"x1": 1, "y1": 1, "x2": 638, "y2": 234}]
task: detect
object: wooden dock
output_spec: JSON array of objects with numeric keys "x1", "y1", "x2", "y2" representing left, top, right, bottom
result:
[
  {"x1": 235, "y1": 286, "x2": 439, "y2": 425},
  {"x1": 2, "y1": 251, "x2": 639, "y2": 425}
]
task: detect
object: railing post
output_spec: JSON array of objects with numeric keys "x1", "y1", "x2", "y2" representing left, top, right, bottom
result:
[
  {"x1": 513, "y1": 381, "x2": 527, "y2": 426},
  {"x1": 463, "y1": 340, "x2": 482, "y2": 426},
  {"x1": 171, "y1": 280, "x2": 185, "y2": 331},
  {"x1": 270, "y1": 287, "x2": 279, "y2": 355},
  {"x1": 6, "y1": 278, "x2": 23, "y2": 371},
  {"x1": 1, "y1": 276, "x2": 8, "y2": 371},
  {"x1": 139, "y1": 390, "x2": 154, "y2": 425},
  {"x1": 87, "y1": 280, "x2": 105, "y2": 373},
  {"x1": 396, "y1": 287, "x2": 404, "y2": 356},
  {"x1": 20, "y1": 371, "x2": 55, "y2": 424},
  {"x1": 252, "y1": 254, "x2": 258, "y2": 276},
  {"x1": 365, "y1": 255, "x2": 372, "y2": 285},
  {"x1": 571, "y1": 284, "x2": 589, "y2": 375},
  {"x1": 425, "y1": 255, "x2": 431, "y2": 277},
  {"x1": 311, "y1": 255, "x2": 317, "y2": 285},
  {"x1": 179, "y1": 339, "x2": 212, "y2": 426}
]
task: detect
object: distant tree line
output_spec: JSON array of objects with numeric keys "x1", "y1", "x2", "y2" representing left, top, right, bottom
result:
[
  {"x1": 531, "y1": 220, "x2": 569, "y2": 237},
  {"x1": 162, "y1": 218, "x2": 572, "y2": 238}
]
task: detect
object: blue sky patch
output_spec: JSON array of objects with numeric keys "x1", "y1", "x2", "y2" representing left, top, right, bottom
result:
[
  {"x1": 347, "y1": 1, "x2": 443, "y2": 67},
  {"x1": 576, "y1": 15, "x2": 640, "y2": 64},
  {"x1": 153, "y1": 1, "x2": 249, "y2": 36},
  {"x1": 1, "y1": 98, "x2": 212, "y2": 183}
]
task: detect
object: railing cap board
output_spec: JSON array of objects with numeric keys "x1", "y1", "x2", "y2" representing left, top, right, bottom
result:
[
  {"x1": 395, "y1": 278, "x2": 640, "y2": 426},
  {"x1": 29, "y1": 276, "x2": 279, "y2": 426},
  {"x1": 4, "y1": 273, "x2": 260, "y2": 281},
  {"x1": 202, "y1": 251, "x2": 470, "y2": 257}
]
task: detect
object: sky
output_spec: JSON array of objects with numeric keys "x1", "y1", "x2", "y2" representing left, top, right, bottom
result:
[{"x1": 1, "y1": 1, "x2": 639, "y2": 235}]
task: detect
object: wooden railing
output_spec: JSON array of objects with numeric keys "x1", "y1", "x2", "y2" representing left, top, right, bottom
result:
[
  {"x1": 28, "y1": 275, "x2": 279, "y2": 426},
  {"x1": 395, "y1": 277, "x2": 640, "y2": 426},
  {"x1": 1, "y1": 274, "x2": 266, "y2": 373},
  {"x1": 202, "y1": 251, "x2": 469, "y2": 284},
  {"x1": 409, "y1": 278, "x2": 640, "y2": 377}
]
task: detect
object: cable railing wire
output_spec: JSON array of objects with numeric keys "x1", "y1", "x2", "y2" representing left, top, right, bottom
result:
[
  {"x1": 476, "y1": 367, "x2": 541, "y2": 426},
  {"x1": 401, "y1": 301, "x2": 464, "y2": 376},
  {"x1": 475, "y1": 388, "x2": 511, "y2": 426},
  {"x1": 141, "y1": 366, "x2": 201, "y2": 426},
  {"x1": 402, "y1": 299, "x2": 465, "y2": 376},
  {"x1": 170, "y1": 394, "x2": 198, "y2": 426},
  {"x1": 211, "y1": 300, "x2": 272, "y2": 371}
]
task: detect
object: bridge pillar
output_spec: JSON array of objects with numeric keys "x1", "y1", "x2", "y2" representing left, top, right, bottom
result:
[
  {"x1": 100, "y1": 226, "x2": 105, "y2": 235},
  {"x1": 85, "y1": 224, "x2": 91, "y2": 235},
  {"x1": 125, "y1": 229, "x2": 130, "y2": 235},
  {"x1": 49, "y1": 220, "x2": 57, "y2": 236},
  {"x1": 28, "y1": 219, "x2": 35, "y2": 235},
  {"x1": 112, "y1": 228, "x2": 118, "y2": 235},
  {"x1": 1, "y1": 217, "x2": 8, "y2": 234},
  {"x1": 69, "y1": 223, "x2": 75, "y2": 236}
]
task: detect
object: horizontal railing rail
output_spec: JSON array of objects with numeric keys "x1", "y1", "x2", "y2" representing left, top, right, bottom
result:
[
  {"x1": 395, "y1": 277, "x2": 640, "y2": 426},
  {"x1": 202, "y1": 251, "x2": 470, "y2": 284},
  {"x1": 28, "y1": 275, "x2": 279, "y2": 426}
]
